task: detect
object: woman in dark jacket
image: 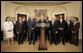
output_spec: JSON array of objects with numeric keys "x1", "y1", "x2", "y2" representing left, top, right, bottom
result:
[{"x1": 71, "y1": 17, "x2": 80, "y2": 46}]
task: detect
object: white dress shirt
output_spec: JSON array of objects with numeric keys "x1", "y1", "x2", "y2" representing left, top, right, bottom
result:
[
  {"x1": 13, "y1": 21, "x2": 16, "y2": 25},
  {"x1": 67, "y1": 21, "x2": 70, "y2": 25},
  {"x1": 52, "y1": 20, "x2": 54, "y2": 25},
  {"x1": 60, "y1": 19, "x2": 63, "y2": 23}
]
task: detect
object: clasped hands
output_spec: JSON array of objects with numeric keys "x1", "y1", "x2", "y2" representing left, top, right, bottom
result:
[
  {"x1": 72, "y1": 31, "x2": 76, "y2": 33},
  {"x1": 17, "y1": 31, "x2": 25, "y2": 35},
  {"x1": 49, "y1": 31, "x2": 58, "y2": 33},
  {"x1": 31, "y1": 28, "x2": 34, "y2": 30},
  {"x1": 59, "y1": 28, "x2": 64, "y2": 30},
  {"x1": 8, "y1": 30, "x2": 12, "y2": 32}
]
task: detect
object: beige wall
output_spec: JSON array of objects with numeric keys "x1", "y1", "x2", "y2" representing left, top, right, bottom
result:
[{"x1": 1, "y1": 1, "x2": 82, "y2": 40}]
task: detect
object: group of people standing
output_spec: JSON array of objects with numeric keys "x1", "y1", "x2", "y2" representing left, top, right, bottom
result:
[{"x1": 3, "y1": 14, "x2": 80, "y2": 46}]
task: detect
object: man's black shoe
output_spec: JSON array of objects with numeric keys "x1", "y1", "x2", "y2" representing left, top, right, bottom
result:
[
  {"x1": 33, "y1": 43, "x2": 35, "y2": 45},
  {"x1": 63, "y1": 43, "x2": 65, "y2": 45},
  {"x1": 18, "y1": 43, "x2": 21, "y2": 45},
  {"x1": 29, "y1": 42, "x2": 31, "y2": 45},
  {"x1": 50, "y1": 42, "x2": 53, "y2": 45}
]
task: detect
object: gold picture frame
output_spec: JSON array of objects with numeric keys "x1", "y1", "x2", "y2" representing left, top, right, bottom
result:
[{"x1": 34, "y1": 9, "x2": 47, "y2": 19}]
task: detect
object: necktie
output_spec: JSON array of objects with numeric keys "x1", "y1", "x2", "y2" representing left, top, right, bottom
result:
[
  {"x1": 20, "y1": 21, "x2": 22, "y2": 26},
  {"x1": 52, "y1": 21, "x2": 54, "y2": 25},
  {"x1": 60, "y1": 19, "x2": 62, "y2": 23}
]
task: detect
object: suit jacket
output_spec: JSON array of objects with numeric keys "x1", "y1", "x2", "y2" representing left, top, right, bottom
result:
[
  {"x1": 38, "y1": 19, "x2": 47, "y2": 23},
  {"x1": 12, "y1": 21, "x2": 16, "y2": 33},
  {"x1": 71, "y1": 22, "x2": 80, "y2": 33},
  {"x1": 66, "y1": 20, "x2": 72, "y2": 32},
  {"x1": 57, "y1": 20, "x2": 67, "y2": 31},
  {"x1": 16, "y1": 21, "x2": 24, "y2": 33},
  {"x1": 28, "y1": 19, "x2": 36, "y2": 29},
  {"x1": 66, "y1": 21, "x2": 72, "y2": 28},
  {"x1": 23, "y1": 21, "x2": 27, "y2": 31},
  {"x1": 46, "y1": 20, "x2": 50, "y2": 26},
  {"x1": 47, "y1": 20, "x2": 50, "y2": 23},
  {"x1": 46, "y1": 20, "x2": 50, "y2": 30},
  {"x1": 50, "y1": 20, "x2": 58, "y2": 32}
]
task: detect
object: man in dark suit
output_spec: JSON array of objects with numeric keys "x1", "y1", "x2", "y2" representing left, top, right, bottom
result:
[
  {"x1": 22, "y1": 17, "x2": 27, "y2": 41},
  {"x1": 50, "y1": 17, "x2": 58, "y2": 45},
  {"x1": 57, "y1": 15, "x2": 67, "y2": 45},
  {"x1": 38, "y1": 15, "x2": 47, "y2": 23},
  {"x1": 28, "y1": 15, "x2": 36, "y2": 45},
  {"x1": 35, "y1": 19, "x2": 40, "y2": 41},
  {"x1": 65, "y1": 16, "x2": 72, "y2": 43},
  {"x1": 71, "y1": 17, "x2": 80, "y2": 46},
  {"x1": 16, "y1": 16, "x2": 25, "y2": 45},
  {"x1": 27, "y1": 17, "x2": 30, "y2": 41},
  {"x1": 46, "y1": 17, "x2": 50, "y2": 41},
  {"x1": 38, "y1": 15, "x2": 47, "y2": 41}
]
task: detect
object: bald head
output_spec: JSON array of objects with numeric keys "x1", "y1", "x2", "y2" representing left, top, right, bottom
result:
[{"x1": 66, "y1": 16, "x2": 71, "y2": 21}]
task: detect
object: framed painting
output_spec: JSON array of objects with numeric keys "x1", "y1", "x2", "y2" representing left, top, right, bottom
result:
[{"x1": 34, "y1": 9, "x2": 47, "y2": 19}]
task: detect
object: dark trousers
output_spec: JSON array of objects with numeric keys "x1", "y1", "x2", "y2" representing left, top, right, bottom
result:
[
  {"x1": 57, "y1": 33, "x2": 61, "y2": 44},
  {"x1": 65, "y1": 29, "x2": 71, "y2": 43},
  {"x1": 27, "y1": 30, "x2": 29, "y2": 41},
  {"x1": 71, "y1": 33, "x2": 79, "y2": 46},
  {"x1": 59, "y1": 30, "x2": 65, "y2": 44},
  {"x1": 29, "y1": 29, "x2": 35, "y2": 44},
  {"x1": 35, "y1": 28, "x2": 40, "y2": 41},
  {"x1": 17, "y1": 33, "x2": 23, "y2": 44},
  {"x1": 14, "y1": 33, "x2": 18, "y2": 41},
  {"x1": 55, "y1": 34, "x2": 58, "y2": 44},
  {"x1": 38, "y1": 29, "x2": 40, "y2": 40},
  {"x1": 13, "y1": 29, "x2": 17, "y2": 41},
  {"x1": 23, "y1": 31, "x2": 27, "y2": 41},
  {"x1": 45, "y1": 28, "x2": 50, "y2": 41},
  {"x1": 50, "y1": 31, "x2": 56, "y2": 44}
]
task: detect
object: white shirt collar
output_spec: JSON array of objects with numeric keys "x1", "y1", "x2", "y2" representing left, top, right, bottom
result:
[
  {"x1": 41, "y1": 19, "x2": 43, "y2": 21},
  {"x1": 74, "y1": 21, "x2": 78, "y2": 25},
  {"x1": 19, "y1": 21, "x2": 22, "y2": 23},
  {"x1": 60, "y1": 19, "x2": 63, "y2": 23},
  {"x1": 60, "y1": 19, "x2": 62, "y2": 21},
  {"x1": 67, "y1": 21, "x2": 70, "y2": 25}
]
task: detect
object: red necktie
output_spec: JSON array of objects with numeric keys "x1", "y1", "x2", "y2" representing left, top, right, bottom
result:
[{"x1": 21, "y1": 21, "x2": 22, "y2": 26}]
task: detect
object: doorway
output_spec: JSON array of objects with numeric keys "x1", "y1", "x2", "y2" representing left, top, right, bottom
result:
[
  {"x1": 17, "y1": 14, "x2": 27, "y2": 21},
  {"x1": 55, "y1": 13, "x2": 65, "y2": 20}
]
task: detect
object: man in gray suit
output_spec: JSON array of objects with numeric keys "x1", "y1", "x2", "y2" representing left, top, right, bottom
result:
[{"x1": 28, "y1": 15, "x2": 36, "y2": 45}]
